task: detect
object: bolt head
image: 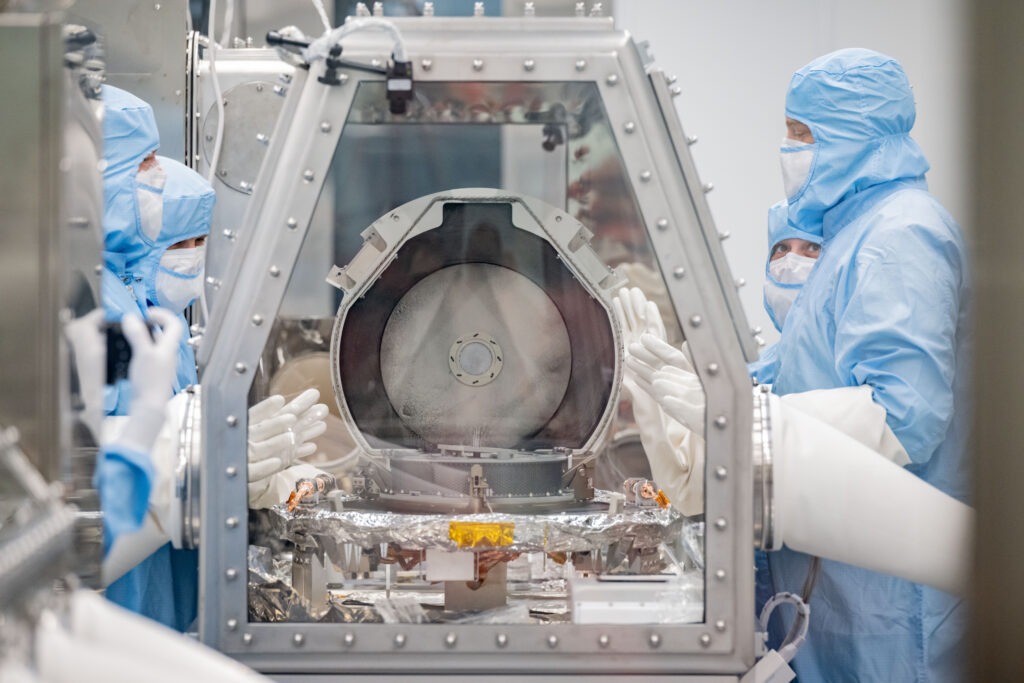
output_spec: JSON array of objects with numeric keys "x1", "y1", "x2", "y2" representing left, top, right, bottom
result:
[
  {"x1": 606, "y1": 73, "x2": 619, "y2": 86},
  {"x1": 649, "y1": 633, "x2": 662, "y2": 648},
  {"x1": 673, "y1": 266, "x2": 685, "y2": 279},
  {"x1": 496, "y1": 633, "x2": 509, "y2": 647},
  {"x1": 707, "y1": 362, "x2": 720, "y2": 375},
  {"x1": 226, "y1": 415, "x2": 239, "y2": 427},
  {"x1": 234, "y1": 362, "x2": 247, "y2": 374},
  {"x1": 226, "y1": 568, "x2": 238, "y2": 580},
  {"x1": 715, "y1": 619, "x2": 727, "y2": 632},
  {"x1": 547, "y1": 634, "x2": 559, "y2": 648},
  {"x1": 670, "y1": 85, "x2": 682, "y2": 97},
  {"x1": 444, "y1": 632, "x2": 457, "y2": 648},
  {"x1": 656, "y1": 218, "x2": 669, "y2": 231},
  {"x1": 639, "y1": 170, "x2": 652, "y2": 182},
  {"x1": 714, "y1": 517, "x2": 728, "y2": 530},
  {"x1": 624, "y1": 121, "x2": 636, "y2": 134},
  {"x1": 293, "y1": 633, "x2": 305, "y2": 647},
  {"x1": 226, "y1": 516, "x2": 239, "y2": 529},
  {"x1": 472, "y1": 59, "x2": 484, "y2": 71},
  {"x1": 687, "y1": 135, "x2": 699, "y2": 145},
  {"x1": 714, "y1": 415, "x2": 728, "y2": 429},
  {"x1": 394, "y1": 633, "x2": 406, "y2": 648},
  {"x1": 715, "y1": 569, "x2": 727, "y2": 580},
  {"x1": 523, "y1": 59, "x2": 536, "y2": 71},
  {"x1": 421, "y1": 58, "x2": 433, "y2": 71},
  {"x1": 598, "y1": 634, "x2": 610, "y2": 648},
  {"x1": 689, "y1": 314, "x2": 702, "y2": 327},
  {"x1": 575, "y1": 59, "x2": 587, "y2": 71},
  {"x1": 302, "y1": 169, "x2": 315, "y2": 182},
  {"x1": 242, "y1": 632, "x2": 253, "y2": 645},
  {"x1": 226, "y1": 618, "x2": 238, "y2": 631},
  {"x1": 699, "y1": 633, "x2": 712, "y2": 647},
  {"x1": 226, "y1": 466, "x2": 238, "y2": 478},
  {"x1": 251, "y1": 314, "x2": 264, "y2": 326},
  {"x1": 714, "y1": 465, "x2": 727, "y2": 480},
  {"x1": 343, "y1": 632, "x2": 356, "y2": 646},
  {"x1": 269, "y1": 265, "x2": 281, "y2": 278},
  {"x1": 320, "y1": 121, "x2": 332, "y2": 133},
  {"x1": 286, "y1": 217, "x2": 298, "y2": 230}
]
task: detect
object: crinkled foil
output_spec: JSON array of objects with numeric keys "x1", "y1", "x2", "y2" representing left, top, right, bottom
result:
[{"x1": 268, "y1": 495, "x2": 684, "y2": 554}]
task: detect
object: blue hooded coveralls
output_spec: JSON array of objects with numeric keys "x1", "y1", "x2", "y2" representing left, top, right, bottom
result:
[
  {"x1": 99, "y1": 85, "x2": 215, "y2": 631},
  {"x1": 749, "y1": 50, "x2": 970, "y2": 682}
]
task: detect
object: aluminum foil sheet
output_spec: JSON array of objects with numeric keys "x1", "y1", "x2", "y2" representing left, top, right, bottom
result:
[{"x1": 267, "y1": 493, "x2": 684, "y2": 554}]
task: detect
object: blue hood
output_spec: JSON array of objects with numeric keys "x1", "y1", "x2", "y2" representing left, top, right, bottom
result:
[
  {"x1": 763, "y1": 199, "x2": 818, "y2": 331},
  {"x1": 784, "y1": 48, "x2": 930, "y2": 238},
  {"x1": 138, "y1": 156, "x2": 215, "y2": 306},
  {"x1": 101, "y1": 85, "x2": 160, "y2": 275}
]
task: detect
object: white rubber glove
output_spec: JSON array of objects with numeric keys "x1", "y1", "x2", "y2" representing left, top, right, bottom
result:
[
  {"x1": 626, "y1": 333, "x2": 706, "y2": 437},
  {"x1": 248, "y1": 389, "x2": 328, "y2": 508},
  {"x1": 768, "y1": 391, "x2": 972, "y2": 596},
  {"x1": 64, "y1": 307, "x2": 106, "y2": 439},
  {"x1": 250, "y1": 462, "x2": 330, "y2": 510},
  {"x1": 110, "y1": 308, "x2": 183, "y2": 456},
  {"x1": 614, "y1": 288, "x2": 705, "y2": 516}
]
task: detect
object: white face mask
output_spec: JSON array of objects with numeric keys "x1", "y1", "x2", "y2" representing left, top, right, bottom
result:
[
  {"x1": 155, "y1": 245, "x2": 205, "y2": 311},
  {"x1": 780, "y1": 137, "x2": 815, "y2": 200},
  {"x1": 136, "y1": 163, "x2": 167, "y2": 242},
  {"x1": 764, "y1": 252, "x2": 818, "y2": 329}
]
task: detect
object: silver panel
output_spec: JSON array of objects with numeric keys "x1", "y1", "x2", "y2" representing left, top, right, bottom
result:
[
  {"x1": 199, "y1": 16, "x2": 754, "y2": 676},
  {"x1": 67, "y1": 0, "x2": 189, "y2": 162},
  {"x1": 0, "y1": 14, "x2": 67, "y2": 482}
]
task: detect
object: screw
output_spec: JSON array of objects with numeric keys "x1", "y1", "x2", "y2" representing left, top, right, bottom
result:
[
  {"x1": 273, "y1": 85, "x2": 286, "y2": 96},
  {"x1": 256, "y1": 133, "x2": 269, "y2": 144},
  {"x1": 700, "y1": 633, "x2": 712, "y2": 647},
  {"x1": 649, "y1": 633, "x2": 661, "y2": 648},
  {"x1": 715, "y1": 466, "x2": 727, "y2": 480},
  {"x1": 523, "y1": 59, "x2": 535, "y2": 71},
  {"x1": 226, "y1": 517, "x2": 239, "y2": 528},
  {"x1": 715, "y1": 569, "x2": 727, "y2": 580},
  {"x1": 226, "y1": 415, "x2": 239, "y2": 427},
  {"x1": 302, "y1": 169, "x2": 315, "y2": 182},
  {"x1": 226, "y1": 466, "x2": 238, "y2": 478},
  {"x1": 394, "y1": 634, "x2": 406, "y2": 648},
  {"x1": 624, "y1": 121, "x2": 636, "y2": 134},
  {"x1": 496, "y1": 633, "x2": 508, "y2": 647},
  {"x1": 575, "y1": 59, "x2": 587, "y2": 71},
  {"x1": 343, "y1": 632, "x2": 355, "y2": 647},
  {"x1": 687, "y1": 135, "x2": 698, "y2": 145},
  {"x1": 690, "y1": 314, "x2": 702, "y2": 327},
  {"x1": 606, "y1": 73, "x2": 618, "y2": 86},
  {"x1": 269, "y1": 265, "x2": 281, "y2": 277},
  {"x1": 715, "y1": 620, "x2": 727, "y2": 632},
  {"x1": 472, "y1": 59, "x2": 484, "y2": 71},
  {"x1": 226, "y1": 618, "x2": 238, "y2": 630},
  {"x1": 670, "y1": 85, "x2": 682, "y2": 97},
  {"x1": 226, "y1": 568, "x2": 238, "y2": 580},
  {"x1": 639, "y1": 170, "x2": 652, "y2": 182},
  {"x1": 707, "y1": 362, "x2": 720, "y2": 375},
  {"x1": 320, "y1": 121, "x2": 331, "y2": 134},
  {"x1": 715, "y1": 517, "x2": 728, "y2": 530},
  {"x1": 293, "y1": 633, "x2": 305, "y2": 647},
  {"x1": 666, "y1": 74, "x2": 678, "y2": 85},
  {"x1": 656, "y1": 218, "x2": 669, "y2": 231},
  {"x1": 714, "y1": 415, "x2": 728, "y2": 429},
  {"x1": 234, "y1": 362, "x2": 247, "y2": 374},
  {"x1": 704, "y1": 183, "x2": 715, "y2": 193},
  {"x1": 421, "y1": 58, "x2": 433, "y2": 71},
  {"x1": 222, "y1": 229, "x2": 235, "y2": 240},
  {"x1": 444, "y1": 632, "x2": 457, "y2": 648},
  {"x1": 598, "y1": 634, "x2": 610, "y2": 648},
  {"x1": 251, "y1": 314, "x2": 264, "y2": 326},
  {"x1": 242, "y1": 633, "x2": 253, "y2": 645},
  {"x1": 673, "y1": 266, "x2": 685, "y2": 279},
  {"x1": 287, "y1": 217, "x2": 298, "y2": 229},
  {"x1": 547, "y1": 634, "x2": 559, "y2": 648}
]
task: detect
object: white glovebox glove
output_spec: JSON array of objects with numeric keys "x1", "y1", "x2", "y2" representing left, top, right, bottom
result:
[
  {"x1": 110, "y1": 308, "x2": 184, "y2": 457},
  {"x1": 626, "y1": 333, "x2": 705, "y2": 437},
  {"x1": 248, "y1": 462, "x2": 330, "y2": 511},
  {"x1": 247, "y1": 389, "x2": 328, "y2": 509},
  {"x1": 767, "y1": 391, "x2": 972, "y2": 596},
  {"x1": 613, "y1": 288, "x2": 705, "y2": 516}
]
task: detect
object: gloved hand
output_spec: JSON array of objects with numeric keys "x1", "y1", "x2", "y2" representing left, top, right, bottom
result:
[
  {"x1": 111, "y1": 308, "x2": 183, "y2": 456},
  {"x1": 248, "y1": 389, "x2": 328, "y2": 508},
  {"x1": 64, "y1": 307, "x2": 106, "y2": 439},
  {"x1": 614, "y1": 288, "x2": 705, "y2": 516},
  {"x1": 626, "y1": 333, "x2": 706, "y2": 437}
]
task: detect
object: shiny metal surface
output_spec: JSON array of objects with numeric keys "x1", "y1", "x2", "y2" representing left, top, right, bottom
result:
[{"x1": 202, "y1": 79, "x2": 284, "y2": 194}]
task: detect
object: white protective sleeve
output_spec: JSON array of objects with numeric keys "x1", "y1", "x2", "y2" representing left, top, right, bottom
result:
[
  {"x1": 35, "y1": 590, "x2": 270, "y2": 683},
  {"x1": 769, "y1": 392, "x2": 973, "y2": 596},
  {"x1": 100, "y1": 392, "x2": 190, "y2": 585}
]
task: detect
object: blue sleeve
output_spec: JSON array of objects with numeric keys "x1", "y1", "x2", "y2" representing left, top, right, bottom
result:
[
  {"x1": 95, "y1": 445, "x2": 154, "y2": 552},
  {"x1": 832, "y1": 224, "x2": 962, "y2": 464},
  {"x1": 747, "y1": 343, "x2": 780, "y2": 385}
]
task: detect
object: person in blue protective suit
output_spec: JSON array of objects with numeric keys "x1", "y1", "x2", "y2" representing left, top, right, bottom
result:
[
  {"x1": 99, "y1": 84, "x2": 215, "y2": 632},
  {"x1": 757, "y1": 48, "x2": 971, "y2": 683}
]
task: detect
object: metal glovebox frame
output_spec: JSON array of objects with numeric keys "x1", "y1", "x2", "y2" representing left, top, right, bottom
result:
[{"x1": 195, "y1": 16, "x2": 757, "y2": 678}]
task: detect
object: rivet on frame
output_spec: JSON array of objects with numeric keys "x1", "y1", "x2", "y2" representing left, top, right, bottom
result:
[
  {"x1": 700, "y1": 633, "x2": 712, "y2": 647},
  {"x1": 689, "y1": 314, "x2": 702, "y2": 327},
  {"x1": 715, "y1": 620, "x2": 727, "y2": 633},
  {"x1": 673, "y1": 267, "x2": 686, "y2": 279},
  {"x1": 523, "y1": 59, "x2": 536, "y2": 72},
  {"x1": 606, "y1": 73, "x2": 619, "y2": 86},
  {"x1": 286, "y1": 217, "x2": 298, "y2": 229},
  {"x1": 598, "y1": 634, "x2": 610, "y2": 648},
  {"x1": 707, "y1": 362, "x2": 720, "y2": 375},
  {"x1": 421, "y1": 58, "x2": 433, "y2": 71},
  {"x1": 649, "y1": 633, "x2": 662, "y2": 648},
  {"x1": 575, "y1": 59, "x2": 587, "y2": 71},
  {"x1": 639, "y1": 170, "x2": 652, "y2": 183},
  {"x1": 670, "y1": 85, "x2": 682, "y2": 97},
  {"x1": 714, "y1": 465, "x2": 727, "y2": 480},
  {"x1": 714, "y1": 415, "x2": 728, "y2": 429},
  {"x1": 226, "y1": 415, "x2": 239, "y2": 427},
  {"x1": 226, "y1": 516, "x2": 239, "y2": 528},
  {"x1": 496, "y1": 633, "x2": 509, "y2": 647},
  {"x1": 719, "y1": 230, "x2": 731, "y2": 240},
  {"x1": 735, "y1": 278, "x2": 746, "y2": 288},
  {"x1": 242, "y1": 633, "x2": 253, "y2": 645},
  {"x1": 226, "y1": 618, "x2": 238, "y2": 631},
  {"x1": 656, "y1": 217, "x2": 668, "y2": 231},
  {"x1": 688, "y1": 135, "x2": 698, "y2": 145},
  {"x1": 343, "y1": 632, "x2": 356, "y2": 647},
  {"x1": 226, "y1": 466, "x2": 238, "y2": 478},
  {"x1": 472, "y1": 59, "x2": 484, "y2": 71},
  {"x1": 394, "y1": 633, "x2": 407, "y2": 648},
  {"x1": 251, "y1": 314, "x2": 264, "y2": 326},
  {"x1": 715, "y1": 569, "x2": 727, "y2": 581},
  {"x1": 714, "y1": 517, "x2": 728, "y2": 531},
  {"x1": 320, "y1": 121, "x2": 332, "y2": 133},
  {"x1": 234, "y1": 362, "x2": 247, "y2": 374},
  {"x1": 547, "y1": 634, "x2": 559, "y2": 648},
  {"x1": 623, "y1": 121, "x2": 636, "y2": 134},
  {"x1": 444, "y1": 632, "x2": 457, "y2": 648},
  {"x1": 302, "y1": 169, "x2": 315, "y2": 182},
  {"x1": 226, "y1": 568, "x2": 238, "y2": 580},
  {"x1": 293, "y1": 633, "x2": 305, "y2": 647},
  {"x1": 269, "y1": 265, "x2": 281, "y2": 278}
]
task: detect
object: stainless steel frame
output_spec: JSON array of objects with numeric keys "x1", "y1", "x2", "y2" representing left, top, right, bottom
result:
[{"x1": 196, "y1": 15, "x2": 755, "y2": 678}]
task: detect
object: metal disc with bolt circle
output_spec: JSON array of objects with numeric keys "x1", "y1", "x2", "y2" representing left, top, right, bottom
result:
[
  {"x1": 202, "y1": 80, "x2": 283, "y2": 194},
  {"x1": 379, "y1": 263, "x2": 573, "y2": 447}
]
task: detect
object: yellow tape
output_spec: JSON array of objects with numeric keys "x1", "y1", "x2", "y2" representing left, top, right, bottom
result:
[{"x1": 448, "y1": 521, "x2": 514, "y2": 548}]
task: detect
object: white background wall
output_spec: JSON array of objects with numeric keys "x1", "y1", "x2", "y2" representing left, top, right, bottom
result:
[{"x1": 615, "y1": 0, "x2": 969, "y2": 344}]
